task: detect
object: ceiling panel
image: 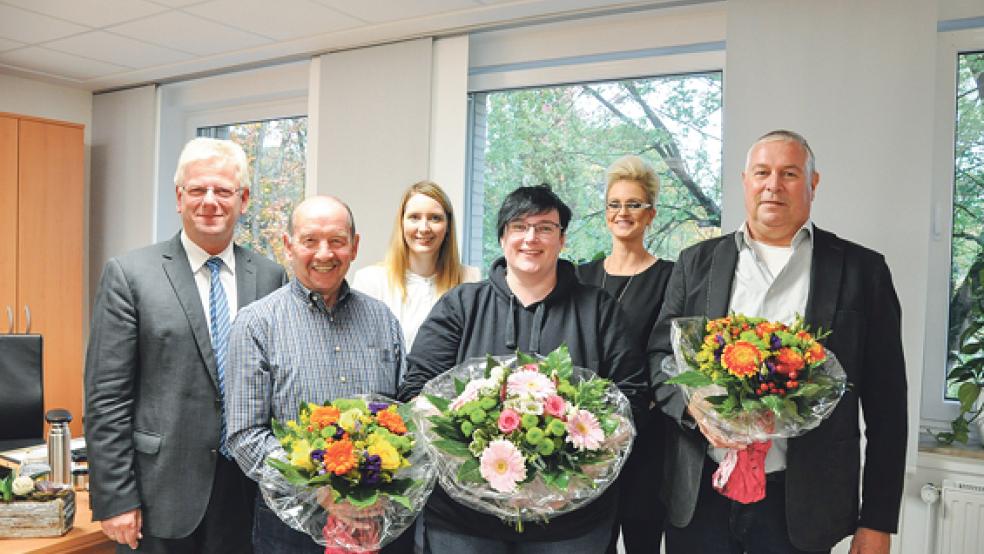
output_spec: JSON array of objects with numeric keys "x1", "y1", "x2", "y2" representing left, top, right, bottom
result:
[
  {"x1": 45, "y1": 31, "x2": 193, "y2": 69},
  {"x1": 315, "y1": 0, "x2": 481, "y2": 25},
  {"x1": 0, "y1": 4, "x2": 88, "y2": 44},
  {"x1": 185, "y1": 0, "x2": 363, "y2": 41},
  {"x1": 0, "y1": 0, "x2": 168, "y2": 28},
  {"x1": 108, "y1": 10, "x2": 272, "y2": 55},
  {"x1": 0, "y1": 46, "x2": 127, "y2": 80}
]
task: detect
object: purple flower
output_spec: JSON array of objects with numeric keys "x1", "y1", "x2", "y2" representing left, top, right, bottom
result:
[
  {"x1": 331, "y1": 426, "x2": 345, "y2": 440},
  {"x1": 765, "y1": 359, "x2": 777, "y2": 374},
  {"x1": 360, "y1": 453, "x2": 383, "y2": 485},
  {"x1": 368, "y1": 401, "x2": 391, "y2": 415},
  {"x1": 311, "y1": 449, "x2": 325, "y2": 463},
  {"x1": 715, "y1": 334, "x2": 725, "y2": 345},
  {"x1": 770, "y1": 335, "x2": 782, "y2": 351}
]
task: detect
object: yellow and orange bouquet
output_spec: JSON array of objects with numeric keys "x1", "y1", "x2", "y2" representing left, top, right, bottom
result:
[
  {"x1": 665, "y1": 314, "x2": 848, "y2": 503},
  {"x1": 262, "y1": 397, "x2": 435, "y2": 553}
]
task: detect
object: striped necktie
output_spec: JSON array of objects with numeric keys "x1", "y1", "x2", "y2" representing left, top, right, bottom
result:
[{"x1": 205, "y1": 257, "x2": 232, "y2": 459}]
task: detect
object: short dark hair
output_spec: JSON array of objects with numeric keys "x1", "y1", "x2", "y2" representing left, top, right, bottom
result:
[{"x1": 496, "y1": 184, "x2": 572, "y2": 239}]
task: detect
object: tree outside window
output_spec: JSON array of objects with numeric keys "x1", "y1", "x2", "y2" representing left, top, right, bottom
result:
[
  {"x1": 468, "y1": 72, "x2": 722, "y2": 270},
  {"x1": 198, "y1": 117, "x2": 307, "y2": 268},
  {"x1": 946, "y1": 52, "x2": 984, "y2": 400}
]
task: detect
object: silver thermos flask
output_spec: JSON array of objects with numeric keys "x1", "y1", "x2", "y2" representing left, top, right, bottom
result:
[{"x1": 45, "y1": 409, "x2": 73, "y2": 486}]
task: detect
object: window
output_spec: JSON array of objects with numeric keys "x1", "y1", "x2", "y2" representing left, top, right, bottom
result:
[
  {"x1": 466, "y1": 72, "x2": 722, "y2": 270},
  {"x1": 945, "y1": 51, "x2": 984, "y2": 399},
  {"x1": 198, "y1": 117, "x2": 307, "y2": 268}
]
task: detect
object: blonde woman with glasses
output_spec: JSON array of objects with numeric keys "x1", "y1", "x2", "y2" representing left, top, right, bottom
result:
[{"x1": 577, "y1": 155, "x2": 674, "y2": 554}]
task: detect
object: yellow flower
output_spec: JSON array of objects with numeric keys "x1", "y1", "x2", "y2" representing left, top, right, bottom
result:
[
  {"x1": 367, "y1": 439, "x2": 402, "y2": 471},
  {"x1": 338, "y1": 409, "x2": 363, "y2": 433},
  {"x1": 290, "y1": 439, "x2": 315, "y2": 471}
]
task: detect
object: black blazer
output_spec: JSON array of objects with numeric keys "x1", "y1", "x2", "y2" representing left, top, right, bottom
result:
[
  {"x1": 84, "y1": 234, "x2": 286, "y2": 538},
  {"x1": 648, "y1": 226, "x2": 907, "y2": 551}
]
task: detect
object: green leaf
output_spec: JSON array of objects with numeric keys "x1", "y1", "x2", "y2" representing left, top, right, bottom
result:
[
  {"x1": 333, "y1": 398, "x2": 368, "y2": 413},
  {"x1": 345, "y1": 488, "x2": 380, "y2": 509},
  {"x1": 957, "y1": 382, "x2": 981, "y2": 411},
  {"x1": 454, "y1": 377, "x2": 467, "y2": 396},
  {"x1": 270, "y1": 418, "x2": 286, "y2": 439},
  {"x1": 457, "y1": 458, "x2": 484, "y2": 484},
  {"x1": 740, "y1": 398, "x2": 764, "y2": 412},
  {"x1": 428, "y1": 415, "x2": 465, "y2": 441},
  {"x1": 423, "y1": 394, "x2": 450, "y2": 413},
  {"x1": 265, "y1": 458, "x2": 311, "y2": 487},
  {"x1": 397, "y1": 403, "x2": 417, "y2": 434},
  {"x1": 760, "y1": 395, "x2": 784, "y2": 416},
  {"x1": 665, "y1": 371, "x2": 713, "y2": 387},
  {"x1": 433, "y1": 439, "x2": 473, "y2": 457},
  {"x1": 388, "y1": 494, "x2": 412, "y2": 510},
  {"x1": 542, "y1": 469, "x2": 571, "y2": 491}
]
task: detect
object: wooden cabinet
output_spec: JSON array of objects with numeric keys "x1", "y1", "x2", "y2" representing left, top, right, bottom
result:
[{"x1": 1, "y1": 113, "x2": 84, "y2": 437}]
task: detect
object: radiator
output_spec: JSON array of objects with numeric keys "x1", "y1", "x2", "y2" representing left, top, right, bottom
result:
[{"x1": 938, "y1": 479, "x2": 984, "y2": 554}]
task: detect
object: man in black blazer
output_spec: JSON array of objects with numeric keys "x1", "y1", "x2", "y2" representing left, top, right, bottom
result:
[
  {"x1": 85, "y1": 138, "x2": 287, "y2": 552},
  {"x1": 650, "y1": 130, "x2": 907, "y2": 554}
]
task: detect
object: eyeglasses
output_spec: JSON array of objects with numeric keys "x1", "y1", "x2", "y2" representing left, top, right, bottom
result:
[
  {"x1": 506, "y1": 220, "x2": 562, "y2": 237},
  {"x1": 181, "y1": 185, "x2": 241, "y2": 199},
  {"x1": 606, "y1": 201, "x2": 653, "y2": 212}
]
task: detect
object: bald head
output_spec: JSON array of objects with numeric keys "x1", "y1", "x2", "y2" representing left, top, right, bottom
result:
[{"x1": 288, "y1": 195, "x2": 356, "y2": 238}]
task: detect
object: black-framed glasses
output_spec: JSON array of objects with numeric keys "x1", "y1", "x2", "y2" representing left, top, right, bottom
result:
[
  {"x1": 181, "y1": 185, "x2": 241, "y2": 199},
  {"x1": 506, "y1": 220, "x2": 562, "y2": 237},
  {"x1": 606, "y1": 201, "x2": 653, "y2": 212}
]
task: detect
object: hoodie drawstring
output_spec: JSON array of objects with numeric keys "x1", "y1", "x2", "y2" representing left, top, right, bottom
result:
[
  {"x1": 505, "y1": 294, "x2": 517, "y2": 350},
  {"x1": 530, "y1": 303, "x2": 545, "y2": 353}
]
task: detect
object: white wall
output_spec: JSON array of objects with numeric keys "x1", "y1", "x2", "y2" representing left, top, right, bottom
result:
[
  {"x1": 314, "y1": 38, "x2": 434, "y2": 270},
  {"x1": 90, "y1": 85, "x2": 157, "y2": 300}
]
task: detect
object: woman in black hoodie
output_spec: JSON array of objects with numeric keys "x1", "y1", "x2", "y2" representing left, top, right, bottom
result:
[{"x1": 399, "y1": 185, "x2": 650, "y2": 553}]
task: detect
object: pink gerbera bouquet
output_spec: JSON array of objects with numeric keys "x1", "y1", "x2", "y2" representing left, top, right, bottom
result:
[{"x1": 412, "y1": 345, "x2": 634, "y2": 530}]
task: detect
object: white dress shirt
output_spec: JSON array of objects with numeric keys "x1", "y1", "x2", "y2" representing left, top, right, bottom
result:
[
  {"x1": 181, "y1": 231, "x2": 238, "y2": 337},
  {"x1": 709, "y1": 221, "x2": 814, "y2": 473}
]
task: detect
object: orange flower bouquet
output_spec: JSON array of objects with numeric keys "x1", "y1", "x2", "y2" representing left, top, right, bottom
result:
[
  {"x1": 261, "y1": 396, "x2": 435, "y2": 553},
  {"x1": 665, "y1": 314, "x2": 847, "y2": 503}
]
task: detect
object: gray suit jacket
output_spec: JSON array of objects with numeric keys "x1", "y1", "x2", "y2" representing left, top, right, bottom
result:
[
  {"x1": 84, "y1": 233, "x2": 286, "y2": 538},
  {"x1": 649, "y1": 227, "x2": 908, "y2": 551}
]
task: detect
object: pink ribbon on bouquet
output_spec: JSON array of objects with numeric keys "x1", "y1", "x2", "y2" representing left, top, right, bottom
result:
[
  {"x1": 711, "y1": 440, "x2": 772, "y2": 504},
  {"x1": 322, "y1": 515, "x2": 380, "y2": 554}
]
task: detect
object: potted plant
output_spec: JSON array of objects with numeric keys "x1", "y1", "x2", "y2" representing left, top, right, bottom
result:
[
  {"x1": 933, "y1": 259, "x2": 984, "y2": 445},
  {"x1": 0, "y1": 472, "x2": 76, "y2": 538}
]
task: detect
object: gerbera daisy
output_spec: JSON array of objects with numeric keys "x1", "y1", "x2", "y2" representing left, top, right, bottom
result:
[
  {"x1": 721, "y1": 341, "x2": 762, "y2": 378},
  {"x1": 479, "y1": 439, "x2": 527, "y2": 493},
  {"x1": 565, "y1": 409, "x2": 604, "y2": 451},
  {"x1": 506, "y1": 371, "x2": 556, "y2": 400}
]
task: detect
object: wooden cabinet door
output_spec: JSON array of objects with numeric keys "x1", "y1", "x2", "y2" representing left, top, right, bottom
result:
[
  {"x1": 18, "y1": 119, "x2": 85, "y2": 436},
  {"x1": 0, "y1": 116, "x2": 16, "y2": 334}
]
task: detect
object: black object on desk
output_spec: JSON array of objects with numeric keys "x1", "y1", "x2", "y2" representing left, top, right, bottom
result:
[{"x1": 0, "y1": 334, "x2": 44, "y2": 451}]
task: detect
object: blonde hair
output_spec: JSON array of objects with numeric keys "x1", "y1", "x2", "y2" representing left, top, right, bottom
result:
[
  {"x1": 173, "y1": 137, "x2": 249, "y2": 190},
  {"x1": 606, "y1": 155, "x2": 660, "y2": 205},
  {"x1": 383, "y1": 181, "x2": 466, "y2": 301}
]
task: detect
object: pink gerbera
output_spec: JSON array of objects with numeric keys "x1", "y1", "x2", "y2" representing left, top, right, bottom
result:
[
  {"x1": 498, "y1": 408, "x2": 521, "y2": 433},
  {"x1": 479, "y1": 439, "x2": 527, "y2": 493},
  {"x1": 565, "y1": 409, "x2": 604, "y2": 451},
  {"x1": 543, "y1": 395, "x2": 566, "y2": 419},
  {"x1": 506, "y1": 371, "x2": 556, "y2": 400}
]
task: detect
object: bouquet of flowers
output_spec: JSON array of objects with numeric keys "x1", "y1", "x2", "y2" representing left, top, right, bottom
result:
[
  {"x1": 413, "y1": 345, "x2": 634, "y2": 530},
  {"x1": 665, "y1": 314, "x2": 848, "y2": 503},
  {"x1": 261, "y1": 396, "x2": 436, "y2": 553}
]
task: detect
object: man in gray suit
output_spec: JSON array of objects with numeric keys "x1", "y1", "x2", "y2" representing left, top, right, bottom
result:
[{"x1": 85, "y1": 137, "x2": 287, "y2": 553}]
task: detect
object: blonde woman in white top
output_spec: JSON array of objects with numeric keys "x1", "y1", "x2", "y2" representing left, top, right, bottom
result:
[{"x1": 353, "y1": 181, "x2": 480, "y2": 350}]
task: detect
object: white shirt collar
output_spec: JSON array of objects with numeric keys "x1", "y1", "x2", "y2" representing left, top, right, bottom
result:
[
  {"x1": 735, "y1": 220, "x2": 814, "y2": 251},
  {"x1": 180, "y1": 230, "x2": 236, "y2": 274}
]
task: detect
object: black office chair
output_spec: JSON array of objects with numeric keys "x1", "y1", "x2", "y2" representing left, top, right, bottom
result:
[{"x1": 0, "y1": 334, "x2": 44, "y2": 451}]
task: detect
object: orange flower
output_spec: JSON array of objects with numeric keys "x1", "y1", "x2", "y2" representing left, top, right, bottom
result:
[
  {"x1": 795, "y1": 330, "x2": 812, "y2": 341},
  {"x1": 755, "y1": 322, "x2": 780, "y2": 338},
  {"x1": 721, "y1": 341, "x2": 762, "y2": 378},
  {"x1": 805, "y1": 342, "x2": 826, "y2": 364},
  {"x1": 322, "y1": 439, "x2": 358, "y2": 475},
  {"x1": 776, "y1": 348, "x2": 805, "y2": 375},
  {"x1": 376, "y1": 408, "x2": 408, "y2": 434},
  {"x1": 310, "y1": 405, "x2": 341, "y2": 428}
]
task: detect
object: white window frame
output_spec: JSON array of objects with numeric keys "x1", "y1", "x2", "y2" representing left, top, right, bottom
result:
[
  {"x1": 921, "y1": 24, "x2": 984, "y2": 437},
  {"x1": 155, "y1": 60, "x2": 310, "y2": 242}
]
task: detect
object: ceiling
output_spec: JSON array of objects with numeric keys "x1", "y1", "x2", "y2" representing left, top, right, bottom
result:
[{"x1": 0, "y1": 0, "x2": 667, "y2": 92}]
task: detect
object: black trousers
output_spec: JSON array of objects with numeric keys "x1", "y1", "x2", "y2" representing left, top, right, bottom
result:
[
  {"x1": 664, "y1": 457, "x2": 830, "y2": 554},
  {"x1": 118, "y1": 455, "x2": 256, "y2": 553}
]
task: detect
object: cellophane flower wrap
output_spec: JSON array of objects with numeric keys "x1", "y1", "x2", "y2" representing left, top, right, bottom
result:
[
  {"x1": 260, "y1": 395, "x2": 436, "y2": 553},
  {"x1": 665, "y1": 314, "x2": 848, "y2": 503},
  {"x1": 412, "y1": 345, "x2": 635, "y2": 530}
]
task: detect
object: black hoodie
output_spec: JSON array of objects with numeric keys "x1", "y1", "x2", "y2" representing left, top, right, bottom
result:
[{"x1": 399, "y1": 257, "x2": 648, "y2": 542}]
